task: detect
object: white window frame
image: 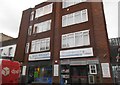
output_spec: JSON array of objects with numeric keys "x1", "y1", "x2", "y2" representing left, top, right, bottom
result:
[
  {"x1": 62, "y1": 30, "x2": 90, "y2": 48},
  {"x1": 62, "y1": 9, "x2": 88, "y2": 27},
  {"x1": 33, "y1": 20, "x2": 51, "y2": 34},
  {"x1": 35, "y1": 3, "x2": 53, "y2": 18},
  {"x1": 31, "y1": 38, "x2": 50, "y2": 52},
  {"x1": 89, "y1": 65, "x2": 97, "y2": 74},
  {"x1": 62, "y1": 0, "x2": 87, "y2": 8}
]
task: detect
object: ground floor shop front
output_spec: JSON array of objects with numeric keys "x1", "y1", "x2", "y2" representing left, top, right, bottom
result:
[{"x1": 25, "y1": 58, "x2": 105, "y2": 85}]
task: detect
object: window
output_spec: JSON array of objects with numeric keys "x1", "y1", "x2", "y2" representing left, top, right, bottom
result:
[
  {"x1": 26, "y1": 43, "x2": 30, "y2": 53},
  {"x1": 8, "y1": 47, "x2": 13, "y2": 56},
  {"x1": 33, "y1": 24, "x2": 39, "y2": 34},
  {"x1": 67, "y1": 33, "x2": 74, "y2": 47},
  {"x1": 81, "y1": 9, "x2": 88, "y2": 22},
  {"x1": 28, "y1": 26, "x2": 32, "y2": 35},
  {"x1": 31, "y1": 41, "x2": 36, "y2": 52},
  {"x1": 62, "y1": 9, "x2": 88, "y2": 27},
  {"x1": 30, "y1": 11, "x2": 34, "y2": 21},
  {"x1": 35, "y1": 3, "x2": 53, "y2": 18},
  {"x1": 62, "y1": 30, "x2": 90, "y2": 48},
  {"x1": 33, "y1": 20, "x2": 51, "y2": 34},
  {"x1": 0, "y1": 49, "x2": 3, "y2": 56},
  {"x1": 31, "y1": 38, "x2": 50, "y2": 52},
  {"x1": 89, "y1": 65, "x2": 97, "y2": 74},
  {"x1": 62, "y1": 0, "x2": 87, "y2": 8}
]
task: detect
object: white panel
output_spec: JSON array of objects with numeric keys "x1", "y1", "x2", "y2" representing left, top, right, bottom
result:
[{"x1": 60, "y1": 47, "x2": 93, "y2": 58}]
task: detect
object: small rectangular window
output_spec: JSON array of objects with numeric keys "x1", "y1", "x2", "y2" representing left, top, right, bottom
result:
[
  {"x1": 28, "y1": 26, "x2": 32, "y2": 35},
  {"x1": 26, "y1": 43, "x2": 29, "y2": 53},
  {"x1": 30, "y1": 11, "x2": 34, "y2": 21},
  {"x1": 89, "y1": 65, "x2": 97, "y2": 74}
]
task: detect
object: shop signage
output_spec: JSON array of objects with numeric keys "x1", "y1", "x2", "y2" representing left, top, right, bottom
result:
[
  {"x1": 29, "y1": 52, "x2": 50, "y2": 61},
  {"x1": 60, "y1": 47, "x2": 93, "y2": 58},
  {"x1": 22, "y1": 66, "x2": 26, "y2": 76},
  {"x1": 54, "y1": 64, "x2": 59, "y2": 76},
  {"x1": 101, "y1": 63, "x2": 111, "y2": 78}
]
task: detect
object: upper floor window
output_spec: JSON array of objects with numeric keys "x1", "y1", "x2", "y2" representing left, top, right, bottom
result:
[
  {"x1": 62, "y1": 9, "x2": 88, "y2": 27},
  {"x1": 35, "y1": 3, "x2": 53, "y2": 18},
  {"x1": 33, "y1": 20, "x2": 51, "y2": 34},
  {"x1": 62, "y1": 30, "x2": 90, "y2": 48},
  {"x1": 62, "y1": 0, "x2": 87, "y2": 8},
  {"x1": 28, "y1": 26, "x2": 32, "y2": 35},
  {"x1": 31, "y1": 38, "x2": 50, "y2": 52},
  {"x1": 30, "y1": 11, "x2": 34, "y2": 21}
]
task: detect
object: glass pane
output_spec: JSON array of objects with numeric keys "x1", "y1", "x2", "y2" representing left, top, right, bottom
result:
[
  {"x1": 75, "y1": 32, "x2": 83, "y2": 46},
  {"x1": 67, "y1": 13, "x2": 74, "y2": 26},
  {"x1": 46, "y1": 38, "x2": 50, "y2": 50},
  {"x1": 62, "y1": 35, "x2": 67, "y2": 48},
  {"x1": 62, "y1": 15, "x2": 67, "y2": 27},
  {"x1": 67, "y1": 33, "x2": 74, "y2": 47},
  {"x1": 81, "y1": 9, "x2": 88, "y2": 22},
  {"x1": 75, "y1": 11, "x2": 81, "y2": 24},
  {"x1": 40, "y1": 39, "x2": 46, "y2": 51},
  {"x1": 83, "y1": 31, "x2": 90, "y2": 45},
  {"x1": 31, "y1": 41, "x2": 36, "y2": 52}
]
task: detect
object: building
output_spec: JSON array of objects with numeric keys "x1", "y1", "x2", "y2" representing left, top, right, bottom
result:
[
  {"x1": 0, "y1": 33, "x2": 13, "y2": 42},
  {"x1": 0, "y1": 37, "x2": 17, "y2": 60},
  {"x1": 109, "y1": 37, "x2": 120, "y2": 84},
  {"x1": 14, "y1": 0, "x2": 113, "y2": 84}
]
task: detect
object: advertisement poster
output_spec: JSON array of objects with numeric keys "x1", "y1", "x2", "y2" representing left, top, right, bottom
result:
[
  {"x1": 101, "y1": 63, "x2": 111, "y2": 78},
  {"x1": 54, "y1": 64, "x2": 59, "y2": 76}
]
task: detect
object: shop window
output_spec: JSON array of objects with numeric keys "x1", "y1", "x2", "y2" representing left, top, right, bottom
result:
[
  {"x1": 62, "y1": 30, "x2": 90, "y2": 48},
  {"x1": 89, "y1": 65, "x2": 97, "y2": 74},
  {"x1": 62, "y1": 0, "x2": 87, "y2": 8},
  {"x1": 28, "y1": 66, "x2": 52, "y2": 83},
  {"x1": 62, "y1": 9, "x2": 88, "y2": 27},
  {"x1": 35, "y1": 3, "x2": 53, "y2": 18}
]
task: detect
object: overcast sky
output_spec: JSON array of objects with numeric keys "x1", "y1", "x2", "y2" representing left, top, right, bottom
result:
[{"x1": 0, "y1": 0, "x2": 119, "y2": 38}]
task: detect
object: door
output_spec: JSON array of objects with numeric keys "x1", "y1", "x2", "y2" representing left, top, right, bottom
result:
[{"x1": 70, "y1": 65, "x2": 88, "y2": 85}]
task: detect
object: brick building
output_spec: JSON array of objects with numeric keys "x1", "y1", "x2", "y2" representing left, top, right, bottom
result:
[{"x1": 14, "y1": 0, "x2": 113, "y2": 84}]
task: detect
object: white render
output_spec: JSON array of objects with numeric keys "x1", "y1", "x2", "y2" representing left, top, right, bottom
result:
[{"x1": 0, "y1": 44, "x2": 16, "y2": 57}]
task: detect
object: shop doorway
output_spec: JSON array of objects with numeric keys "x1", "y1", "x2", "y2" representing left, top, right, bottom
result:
[{"x1": 70, "y1": 65, "x2": 88, "y2": 85}]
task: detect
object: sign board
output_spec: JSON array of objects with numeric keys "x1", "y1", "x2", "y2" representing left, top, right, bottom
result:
[
  {"x1": 22, "y1": 66, "x2": 26, "y2": 76},
  {"x1": 54, "y1": 64, "x2": 59, "y2": 76},
  {"x1": 29, "y1": 52, "x2": 50, "y2": 61},
  {"x1": 101, "y1": 63, "x2": 111, "y2": 78},
  {"x1": 60, "y1": 47, "x2": 93, "y2": 58}
]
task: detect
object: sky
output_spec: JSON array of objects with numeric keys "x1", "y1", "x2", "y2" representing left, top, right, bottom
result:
[{"x1": 0, "y1": 0, "x2": 119, "y2": 38}]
